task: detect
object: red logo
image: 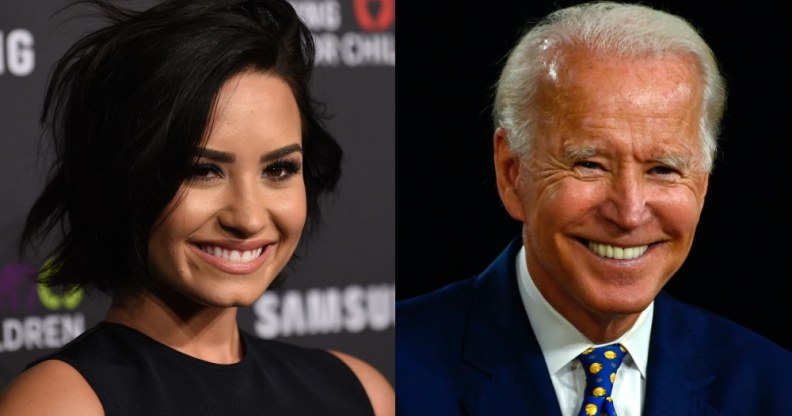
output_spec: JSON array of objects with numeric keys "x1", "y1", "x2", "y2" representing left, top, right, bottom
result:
[{"x1": 353, "y1": 0, "x2": 395, "y2": 32}]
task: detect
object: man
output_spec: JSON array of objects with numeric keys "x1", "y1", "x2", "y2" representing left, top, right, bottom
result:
[{"x1": 396, "y1": 2, "x2": 792, "y2": 415}]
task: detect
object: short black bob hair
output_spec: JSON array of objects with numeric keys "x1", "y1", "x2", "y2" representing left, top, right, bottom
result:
[{"x1": 19, "y1": 0, "x2": 342, "y2": 295}]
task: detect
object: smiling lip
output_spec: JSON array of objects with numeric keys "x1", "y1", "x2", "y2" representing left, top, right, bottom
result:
[{"x1": 190, "y1": 241, "x2": 274, "y2": 274}]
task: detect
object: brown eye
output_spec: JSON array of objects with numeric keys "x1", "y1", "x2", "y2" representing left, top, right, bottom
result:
[
  {"x1": 189, "y1": 164, "x2": 223, "y2": 181},
  {"x1": 263, "y1": 160, "x2": 301, "y2": 181}
]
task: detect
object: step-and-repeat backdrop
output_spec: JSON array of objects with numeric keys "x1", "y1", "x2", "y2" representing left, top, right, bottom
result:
[{"x1": 0, "y1": 0, "x2": 394, "y2": 388}]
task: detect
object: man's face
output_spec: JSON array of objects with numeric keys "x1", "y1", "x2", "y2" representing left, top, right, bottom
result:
[{"x1": 496, "y1": 48, "x2": 709, "y2": 331}]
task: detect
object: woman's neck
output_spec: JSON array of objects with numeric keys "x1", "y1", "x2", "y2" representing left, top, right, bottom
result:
[{"x1": 105, "y1": 289, "x2": 243, "y2": 364}]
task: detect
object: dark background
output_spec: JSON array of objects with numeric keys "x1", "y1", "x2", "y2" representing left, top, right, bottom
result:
[{"x1": 396, "y1": 1, "x2": 792, "y2": 352}]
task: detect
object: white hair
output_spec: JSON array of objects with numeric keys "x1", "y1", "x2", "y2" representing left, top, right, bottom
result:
[{"x1": 493, "y1": 1, "x2": 726, "y2": 172}]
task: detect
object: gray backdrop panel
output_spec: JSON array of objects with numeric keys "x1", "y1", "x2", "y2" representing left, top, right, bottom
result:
[{"x1": 0, "y1": 0, "x2": 394, "y2": 388}]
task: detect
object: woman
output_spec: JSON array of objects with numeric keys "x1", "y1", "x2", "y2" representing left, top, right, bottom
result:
[{"x1": 0, "y1": 0, "x2": 394, "y2": 414}]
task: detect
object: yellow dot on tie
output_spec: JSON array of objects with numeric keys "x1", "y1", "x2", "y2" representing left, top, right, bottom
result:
[
  {"x1": 620, "y1": 345, "x2": 627, "y2": 353},
  {"x1": 589, "y1": 362, "x2": 602, "y2": 374},
  {"x1": 583, "y1": 348, "x2": 594, "y2": 355},
  {"x1": 592, "y1": 387, "x2": 606, "y2": 397},
  {"x1": 610, "y1": 372, "x2": 616, "y2": 383},
  {"x1": 604, "y1": 351, "x2": 617, "y2": 359},
  {"x1": 606, "y1": 397, "x2": 613, "y2": 402},
  {"x1": 585, "y1": 403, "x2": 598, "y2": 415}
]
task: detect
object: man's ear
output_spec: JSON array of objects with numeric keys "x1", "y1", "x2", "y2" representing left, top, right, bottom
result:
[
  {"x1": 493, "y1": 127, "x2": 525, "y2": 221},
  {"x1": 699, "y1": 174, "x2": 709, "y2": 211}
]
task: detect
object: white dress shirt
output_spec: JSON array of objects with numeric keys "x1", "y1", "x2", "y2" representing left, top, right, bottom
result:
[{"x1": 515, "y1": 245, "x2": 653, "y2": 416}]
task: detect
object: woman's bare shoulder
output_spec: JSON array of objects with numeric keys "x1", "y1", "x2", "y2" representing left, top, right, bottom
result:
[
  {"x1": 329, "y1": 350, "x2": 394, "y2": 416},
  {"x1": 0, "y1": 359, "x2": 103, "y2": 415}
]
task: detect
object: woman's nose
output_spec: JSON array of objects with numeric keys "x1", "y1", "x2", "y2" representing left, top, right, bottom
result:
[{"x1": 217, "y1": 180, "x2": 268, "y2": 238}]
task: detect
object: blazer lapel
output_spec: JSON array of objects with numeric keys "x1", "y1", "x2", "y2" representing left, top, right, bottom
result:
[
  {"x1": 460, "y1": 238, "x2": 562, "y2": 416},
  {"x1": 643, "y1": 293, "x2": 720, "y2": 416}
]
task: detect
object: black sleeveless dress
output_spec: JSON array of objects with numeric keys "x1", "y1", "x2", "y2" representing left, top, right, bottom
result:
[{"x1": 26, "y1": 322, "x2": 375, "y2": 415}]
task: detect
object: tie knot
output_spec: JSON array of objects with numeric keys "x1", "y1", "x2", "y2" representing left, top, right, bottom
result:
[{"x1": 577, "y1": 343, "x2": 626, "y2": 412}]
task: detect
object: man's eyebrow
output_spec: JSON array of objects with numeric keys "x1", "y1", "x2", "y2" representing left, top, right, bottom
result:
[
  {"x1": 655, "y1": 154, "x2": 690, "y2": 171},
  {"x1": 195, "y1": 144, "x2": 303, "y2": 163},
  {"x1": 563, "y1": 145, "x2": 601, "y2": 161},
  {"x1": 261, "y1": 144, "x2": 303, "y2": 163}
]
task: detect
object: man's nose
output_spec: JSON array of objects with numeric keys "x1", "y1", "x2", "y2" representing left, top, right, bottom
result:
[{"x1": 599, "y1": 170, "x2": 652, "y2": 230}]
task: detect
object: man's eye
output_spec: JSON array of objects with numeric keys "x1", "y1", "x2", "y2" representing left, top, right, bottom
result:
[
  {"x1": 650, "y1": 165, "x2": 678, "y2": 175},
  {"x1": 576, "y1": 161, "x2": 602, "y2": 170}
]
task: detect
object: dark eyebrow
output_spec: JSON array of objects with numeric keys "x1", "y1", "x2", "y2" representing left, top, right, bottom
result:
[
  {"x1": 196, "y1": 148, "x2": 234, "y2": 163},
  {"x1": 261, "y1": 144, "x2": 303, "y2": 163},
  {"x1": 196, "y1": 144, "x2": 302, "y2": 164}
]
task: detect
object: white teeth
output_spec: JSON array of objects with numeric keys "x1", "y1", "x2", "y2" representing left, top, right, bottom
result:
[
  {"x1": 200, "y1": 245, "x2": 264, "y2": 263},
  {"x1": 587, "y1": 242, "x2": 648, "y2": 260}
]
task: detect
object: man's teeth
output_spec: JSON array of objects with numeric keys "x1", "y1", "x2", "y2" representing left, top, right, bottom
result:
[
  {"x1": 200, "y1": 245, "x2": 264, "y2": 263},
  {"x1": 587, "y1": 242, "x2": 648, "y2": 260}
]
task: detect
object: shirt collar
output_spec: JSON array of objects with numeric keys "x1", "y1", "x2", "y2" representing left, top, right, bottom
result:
[{"x1": 515, "y1": 244, "x2": 652, "y2": 378}]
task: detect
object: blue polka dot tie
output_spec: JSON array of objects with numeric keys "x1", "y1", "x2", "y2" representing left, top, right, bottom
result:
[{"x1": 576, "y1": 343, "x2": 627, "y2": 416}]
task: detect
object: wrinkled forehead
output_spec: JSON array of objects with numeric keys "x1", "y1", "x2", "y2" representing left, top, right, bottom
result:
[
  {"x1": 535, "y1": 47, "x2": 704, "y2": 119},
  {"x1": 542, "y1": 45, "x2": 702, "y2": 87},
  {"x1": 532, "y1": 48, "x2": 706, "y2": 165}
]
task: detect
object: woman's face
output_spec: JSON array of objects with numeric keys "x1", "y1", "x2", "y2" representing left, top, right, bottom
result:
[{"x1": 147, "y1": 71, "x2": 306, "y2": 308}]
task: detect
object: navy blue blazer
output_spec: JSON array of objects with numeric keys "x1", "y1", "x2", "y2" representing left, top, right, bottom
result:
[{"x1": 396, "y1": 238, "x2": 792, "y2": 415}]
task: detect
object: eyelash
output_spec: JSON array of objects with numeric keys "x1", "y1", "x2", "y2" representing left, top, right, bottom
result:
[
  {"x1": 649, "y1": 165, "x2": 678, "y2": 175},
  {"x1": 573, "y1": 161, "x2": 681, "y2": 177},
  {"x1": 575, "y1": 161, "x2": 601, "y2": 170},
  {"x1": 264, "y1": 159, "x2": 302, "y2": 181},
  {"x1": 188, "y1": 159, "x2": 302, "y2": 182},
  {"x1": 189, "y1": 164, "x2": 222, "y2": 181}
]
